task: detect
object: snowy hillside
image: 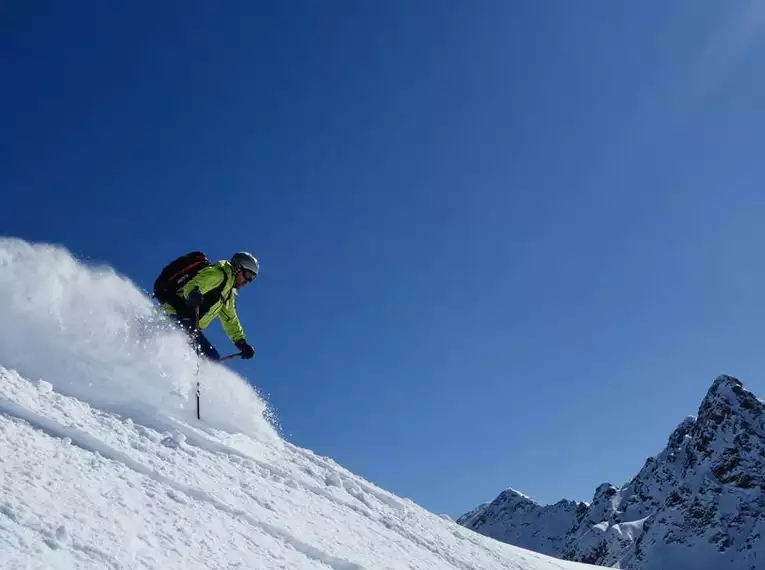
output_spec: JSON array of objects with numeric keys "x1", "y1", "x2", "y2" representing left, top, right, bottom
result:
[
  {"x1": 458, "y1": 376, "x2": 765, "y2": 570},
  {"x1": 0, "y1": 238, "x2": 598, "y2": 569}
]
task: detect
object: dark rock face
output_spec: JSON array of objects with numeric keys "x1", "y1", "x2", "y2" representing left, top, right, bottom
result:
[{"x1": 457, "y1": 375, "x2": 765, "y2": 570}]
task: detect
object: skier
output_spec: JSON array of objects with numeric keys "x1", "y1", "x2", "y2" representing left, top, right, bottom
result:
[{"x1": 154, "y1": 251, "x2": 258, "y2": 361}]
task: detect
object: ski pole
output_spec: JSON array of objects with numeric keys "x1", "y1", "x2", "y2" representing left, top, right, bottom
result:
[
  {"x1": 195, "y1": 372, "x2": 201, "y2": 420},
  {"x1": 194, "y1": 352, "x2": 202, "y2": 420},
  {"x1": 195, "y1": 353, "x2": 242, "y2": 420},
  {"x1": 219, "y1": 352, "x2": 243, "y2": 361},
  {"x1": 194, "y1": 309, "x2": 202, "y2": 420}
]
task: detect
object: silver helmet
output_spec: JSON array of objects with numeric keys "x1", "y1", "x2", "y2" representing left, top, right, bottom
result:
[{"x1": 231, "y1": 251, "x2": 260, "y2": 277}]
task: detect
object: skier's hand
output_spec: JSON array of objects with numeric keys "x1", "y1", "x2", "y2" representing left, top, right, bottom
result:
[{"x1": 235, "y1": 340, "x2": 255, "y2": 359}]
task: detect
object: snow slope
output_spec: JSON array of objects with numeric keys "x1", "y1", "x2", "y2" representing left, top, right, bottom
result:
[{"x1": 0, "y1": 238, "x2": 597, "y2": 570}]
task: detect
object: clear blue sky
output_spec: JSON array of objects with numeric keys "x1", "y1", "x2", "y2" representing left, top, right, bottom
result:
[{"x1": 4, "y1": 1, "x2": 765, "y2": 517}]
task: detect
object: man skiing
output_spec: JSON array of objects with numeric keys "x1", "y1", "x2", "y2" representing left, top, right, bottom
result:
[{"x1": 155, "y1": 251, "x2": 258, "y2": 361}]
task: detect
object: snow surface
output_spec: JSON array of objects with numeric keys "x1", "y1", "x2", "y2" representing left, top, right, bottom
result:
[{"x1": 0, "y1": 238, "x2": 598, "y2": 570}]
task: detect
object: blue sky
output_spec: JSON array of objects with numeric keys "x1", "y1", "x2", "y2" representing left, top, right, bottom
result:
[{"x1": 4, "y1": 1, "x2": 765, "y2": 516}]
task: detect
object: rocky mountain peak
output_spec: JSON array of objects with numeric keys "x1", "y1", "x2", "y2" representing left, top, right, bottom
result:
[
  {"x1": 695, "y1": 375, "x2": 764, "y2": 435},
  {"x1": 496, "y1": 487, "x2": 534, "y2": 504},
  {"x1": 459, "y1": 375, "x2": 765, "y2": 570},
  {"x1": 666, "y1": 415, "x2": 695, "y2": 450}
]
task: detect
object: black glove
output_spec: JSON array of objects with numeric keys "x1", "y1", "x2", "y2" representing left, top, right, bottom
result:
[{"x1": 235, "y1": 339, "x2": 255, "y2": 359}]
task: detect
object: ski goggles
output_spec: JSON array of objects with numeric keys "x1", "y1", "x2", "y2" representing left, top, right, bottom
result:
[{"x1": 241, "y1": 269, "x2": 257, "y2": 283}]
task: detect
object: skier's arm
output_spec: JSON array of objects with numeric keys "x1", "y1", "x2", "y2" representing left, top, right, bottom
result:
[
  {"x1": 220, "y1": 294, "x2": 246, "y2": 344},
  {"x1": 177, "y1": 267, "x2": 226, "y2": 322}
]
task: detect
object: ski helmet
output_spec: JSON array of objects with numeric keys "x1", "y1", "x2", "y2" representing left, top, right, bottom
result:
[{"x1": 231, "y1": 251, "x2": 260, "y2": 278}]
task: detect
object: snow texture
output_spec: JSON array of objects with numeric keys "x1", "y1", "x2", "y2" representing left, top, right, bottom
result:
[
  {"x1": 458, "y1": 375, "x2": 765, "y2": 570},
  {"x1": 0, "y1": 238, "x2": 598, "y2": 570}
]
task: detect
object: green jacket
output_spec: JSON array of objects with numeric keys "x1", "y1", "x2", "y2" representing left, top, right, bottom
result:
[{"x1": 162, "y1": 260, "x2": 246, "y2": 343}]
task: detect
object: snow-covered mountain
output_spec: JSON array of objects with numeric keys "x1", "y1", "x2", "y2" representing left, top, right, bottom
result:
[
  {"x1": 0, "y1": 238, "x2": 600, "y2": 570},
  {"x1": 458, "y1": 375, "x2": 765, "y2": 570}
]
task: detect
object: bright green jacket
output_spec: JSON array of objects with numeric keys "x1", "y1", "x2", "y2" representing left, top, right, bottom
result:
[{"x1": 162, "y1": 260, "x2": 246, "y2": 343}]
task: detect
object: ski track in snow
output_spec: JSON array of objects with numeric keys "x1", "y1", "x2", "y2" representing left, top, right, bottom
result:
[{"x1": 0, "y1": 239, "x2": 597, "y2": 569}]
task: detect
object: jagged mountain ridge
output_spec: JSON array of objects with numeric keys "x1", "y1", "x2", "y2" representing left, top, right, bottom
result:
[{"x1": 457, "y1": 375, "x2": 765, "y2": 570}]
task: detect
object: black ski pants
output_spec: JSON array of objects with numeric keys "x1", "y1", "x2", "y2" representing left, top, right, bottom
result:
[{"x1": 169, "y1": 314, "x2": 221, "y2": 361}]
